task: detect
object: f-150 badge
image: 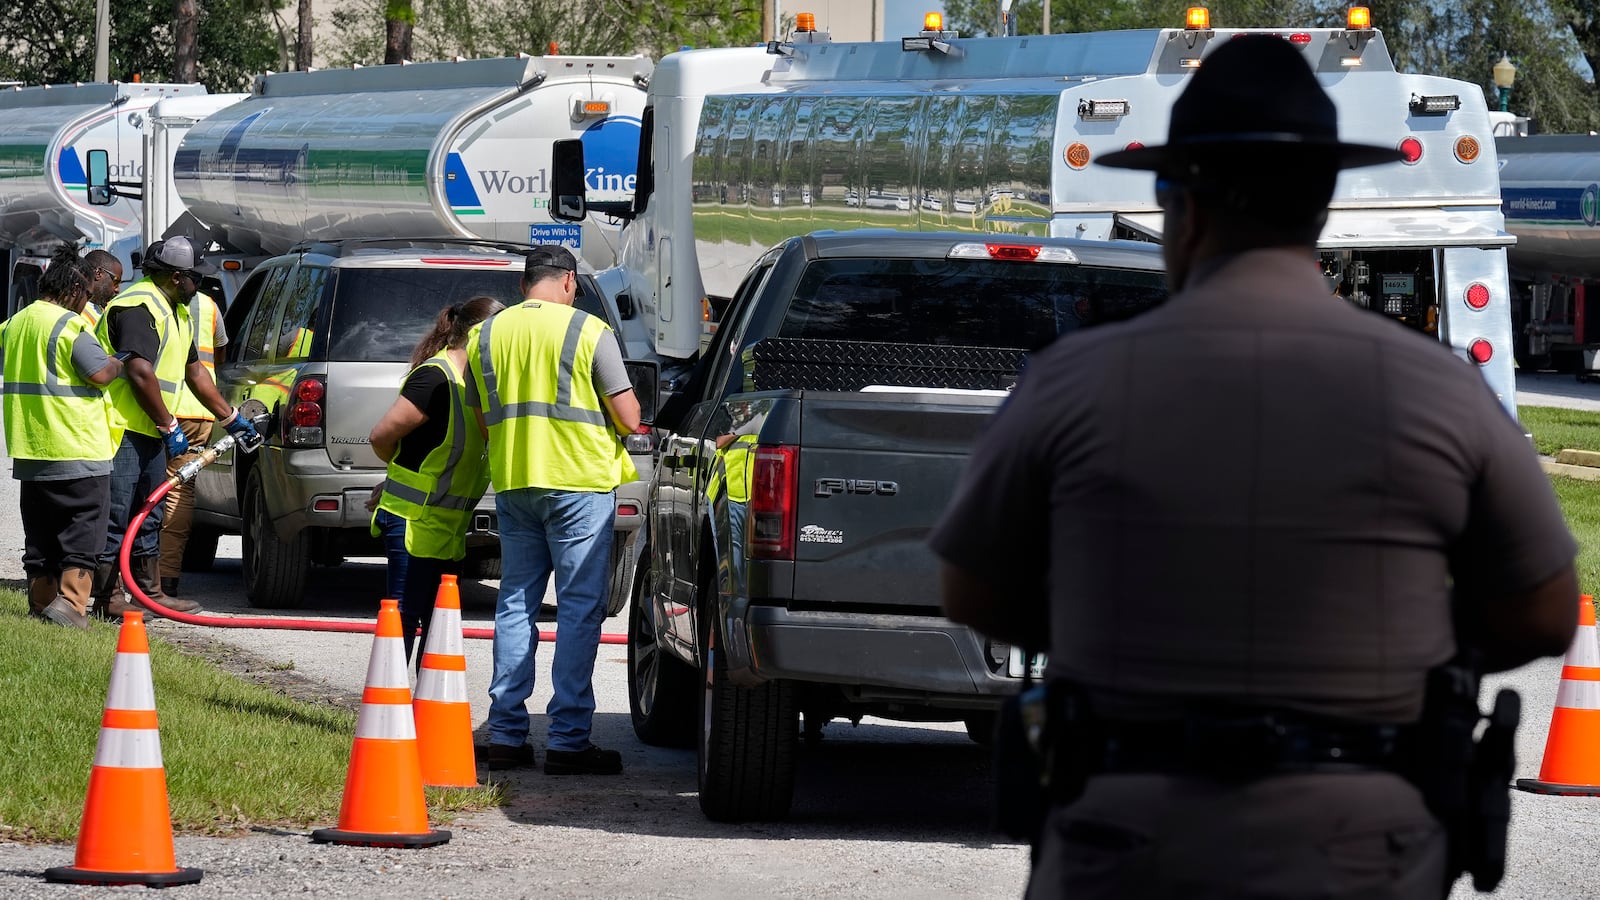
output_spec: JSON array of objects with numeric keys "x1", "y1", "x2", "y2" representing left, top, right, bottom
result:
[{"x1": 814, "y1": 478, "x2": 898, "y2": 498}]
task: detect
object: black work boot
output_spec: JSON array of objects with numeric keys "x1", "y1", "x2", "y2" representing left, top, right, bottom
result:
[
  {"x1": 133, "y1": 556, "x2": 201, "y2": 614},
  {"x1": 91, "y1": 563, "x2": 138, "y2": 620},
  {"x1": 544, "y1": 745, "x2": 623, "y2": 776}
]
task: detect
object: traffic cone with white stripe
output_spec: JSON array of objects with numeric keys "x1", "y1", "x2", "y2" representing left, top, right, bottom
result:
[
  {"x1": 414, "y1": 574, "x2": 478, "y2": 788},
  {"x1": 312, "y1": 598, "x2": 450, "y2": 847},
  {"x1": 1517, "y1": 594, "x2": 1600, "y2": 796},
  {"x1": 45, "y1": 612, "x2": 203, "y2": 887}
]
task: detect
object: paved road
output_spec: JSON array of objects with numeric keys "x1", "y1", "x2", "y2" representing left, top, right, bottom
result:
[
  {"x1": 1516, "y1": 370, "x2": 1600, "y2": 411},
  {"x1": 1, "y1": 439, "x2": 1599, "y2": 895}
]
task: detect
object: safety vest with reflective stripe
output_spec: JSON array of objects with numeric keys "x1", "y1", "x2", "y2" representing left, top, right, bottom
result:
[
  {"x1": 174, "y1": 292, "x2": 222, "y2": 420},
  {"x1": 95, "y1": 279, "x2": 193, "y2": 438},
  {"x1": 469, "y1": 301, "x2": 637, "y2": 492},
  {"x1": 371, "y1": 352, "x2": 490, "y2": 561},
  {"x1": 1, "y1": 300, "x2": 118, "y2": 461}
]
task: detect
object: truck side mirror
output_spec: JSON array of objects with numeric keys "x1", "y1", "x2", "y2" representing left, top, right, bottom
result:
[
  {"x1": 616, "y1": 292, "x2": 635, "y2": 320},
  {"x1": 551, "y1": 139, "x2": 587, "y2": 223},
  {"x1": 87, "y1": 149, "x2": 112, "y2": 206},
  {"x1": 624, "y1": 359, "x2": 659, "y2": 427}
]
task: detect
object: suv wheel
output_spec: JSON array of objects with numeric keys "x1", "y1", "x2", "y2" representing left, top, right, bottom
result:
[
  {"x1": 696, "y1": 595, "x2": 797, "y2": 822},
  {"x1": 627, "y1": 552, "x2": 695, "y2": 748},
  {"x1": 606, "y1": 530, "x2": 636, "y2": 618},
  {"x1": 181, "y1": 526, "x2": 221, "y2": 572},
  {"x1": 242, "y1": 468, "x2": 310, "y2": 609}
]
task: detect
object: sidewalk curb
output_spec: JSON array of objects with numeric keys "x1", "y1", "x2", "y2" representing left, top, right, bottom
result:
[{"x1": 1542, "y1": 459, "x2": 1600, "y2": 481}]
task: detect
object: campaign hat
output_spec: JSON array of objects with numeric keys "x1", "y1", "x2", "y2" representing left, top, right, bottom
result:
[{"x1": 1097, "y1": 34, "x2": 1404, "y2": 177}]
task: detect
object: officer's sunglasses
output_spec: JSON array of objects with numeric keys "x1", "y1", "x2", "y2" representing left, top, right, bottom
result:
[{"x1": 89, "y1": 265, "x2": 117, "y2": 283}]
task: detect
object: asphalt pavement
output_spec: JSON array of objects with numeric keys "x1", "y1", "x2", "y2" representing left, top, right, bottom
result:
[{"x1": 2, "y1": 382, "x2": 1600, "y2": 895}]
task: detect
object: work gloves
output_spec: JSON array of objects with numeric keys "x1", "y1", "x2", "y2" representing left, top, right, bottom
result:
[
  {"x1": 157, "y1": 419, "x2": 189, "y2": 458},
  {"x1": 220, "y1": 408, "x2": 261, "y2": 444}
]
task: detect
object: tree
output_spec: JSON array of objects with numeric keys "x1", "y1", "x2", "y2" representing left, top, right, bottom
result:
[
  {"x1": 384, "y1": 0, "x2": 415, "y2": 64},
  {"x1": 296, "y1": 0, "x2": 313, "y2": 71},
  {"x1": 0, "y1": 0, "x2": 282, "y2": 91},
  {"x1": 175, "y1": 0, "x2": 199, "y2": 82}
]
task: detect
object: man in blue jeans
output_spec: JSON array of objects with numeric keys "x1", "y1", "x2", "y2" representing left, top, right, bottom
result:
[{"x1": 467, "y1": 245, "x2": 641, "y2": 774}]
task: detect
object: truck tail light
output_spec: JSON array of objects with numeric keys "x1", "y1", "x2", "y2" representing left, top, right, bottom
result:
[
  {"x1": 748, "y1": 445, "x2": 798, "y2": 560},
  {"x1": 285, "y1": 376, "x2": 326, "y2": 446}
]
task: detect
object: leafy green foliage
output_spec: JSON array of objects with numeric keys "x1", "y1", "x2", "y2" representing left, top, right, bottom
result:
[
  {"x1": 325, "y1": 0, "x2": 759, "y2": 65},
  {"x1": 0, "y1": 0, "x2": 284, "y2": 90}
]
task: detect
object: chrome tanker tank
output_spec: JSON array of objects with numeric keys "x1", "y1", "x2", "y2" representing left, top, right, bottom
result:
[
  {"x1": 174, "y1": 55, "x2": 650, "y2": 268},
  {"x1": 1497, "y1": 134, "x2": 1600, "y2": 280},
  {"x1": 0, "y1": 80, "x2": 207, "y2": 313}
]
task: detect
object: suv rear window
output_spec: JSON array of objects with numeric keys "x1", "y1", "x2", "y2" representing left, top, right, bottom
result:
[
  {"x1": 322, "y1": 266, "x2": 614, "y2": 362},
  {"x1": 778, "y1": 257, "x2": 1166, "y2": 352}
]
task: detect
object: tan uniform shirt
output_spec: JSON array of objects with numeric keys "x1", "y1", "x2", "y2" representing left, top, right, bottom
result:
[{"x1": 932, "y1": 248, "x2": 1576, "y2": 724}]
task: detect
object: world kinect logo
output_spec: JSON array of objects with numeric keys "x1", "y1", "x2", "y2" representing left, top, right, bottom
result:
[{"x1": 1584, "y1": 183, "x2": 1599, "y2": 228}]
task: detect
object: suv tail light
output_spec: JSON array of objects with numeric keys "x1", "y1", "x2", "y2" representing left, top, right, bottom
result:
[
  {"x1": 748, "y1": 445, "x2": 798, "y2": 560},
  {"x1": 284, "y1": 376, "x2": 326, "y2": 447}
]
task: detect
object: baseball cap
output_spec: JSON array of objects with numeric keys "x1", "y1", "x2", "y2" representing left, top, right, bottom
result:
[
  {"x1": 149, "y1": 235, "x2": 218, "y2": 276},
  {"x1": 524, "y1": 244, "x2": 578, "y2": 275}
]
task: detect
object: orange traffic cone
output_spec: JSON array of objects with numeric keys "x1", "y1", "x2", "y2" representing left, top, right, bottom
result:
[
  {"x1": 414, "y1": 574, "x2": 479, "y2": 788},
  {"x1": 45, "y1": 612, "x2": 203, "y2": 887},
  {"x1": 312, "y1": 598, "x2": 451, "y2": 847},
  {"x1": 1517, "y1": 594, "x2": 1600, "y2": 796}
]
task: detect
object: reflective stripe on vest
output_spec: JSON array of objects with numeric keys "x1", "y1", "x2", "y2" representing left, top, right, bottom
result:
[
  {"x1": 174, "y1": 293, "x2": 221, "y2": 420},
  {"x1": 470, "y1": 301, "x2": 636, "y2": 493},
  {"x1": 95, "y1": 280, "x2": 193, "y2": 438},
  {"x1": 372, "y1": 353, "x2": 490, "y2": 561},
  {"x1": 1, "y1": 301, "x2": 118, "y2": 461}
]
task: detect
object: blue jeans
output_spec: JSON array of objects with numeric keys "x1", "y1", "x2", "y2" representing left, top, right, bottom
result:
[
  {"x1": 102, "y1": 432, "x2": 167, "y2": 564},
  {"x1": 375, "y1": 508, "x2": 457, "y2": 667},
  {"x1": 486, "y1": 487, "x2": 614, "y2": 752}
]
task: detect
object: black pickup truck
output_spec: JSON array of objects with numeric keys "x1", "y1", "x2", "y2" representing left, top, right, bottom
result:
[{"x1": 627, "y1": 230, "x2": 1167, "y2": 821}]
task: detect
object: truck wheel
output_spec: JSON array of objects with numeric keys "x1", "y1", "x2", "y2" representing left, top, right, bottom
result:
[
  {"x1": 697, "y1": 613, "x2": 797, "y2": 821},
  {"x1": 627, "y1": 557, "x2": 696, "y2": 748},
  {"x1": 241, "y1": 469, "x2": 309, "y2": 609},
  {"x1": 180, "y1": 526, "x2": 220, "y2": 572},
  {"x1": 606, "y1": 531, "x2": 635, "y2": 618},
  {"x1": 463, "y1": 551, "x2": 501, "y2": 580}
]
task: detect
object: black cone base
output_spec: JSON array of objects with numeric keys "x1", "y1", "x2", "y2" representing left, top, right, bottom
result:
[
  {"x1": 310, "y1": 826, "x2": 451, "y2": 848},
  {"x1": 44, "y1": 865, "x2": 203, "y2": 887},
  {"x1": 1515, "y1": 777, "x2": 1600, "y2": 796}
]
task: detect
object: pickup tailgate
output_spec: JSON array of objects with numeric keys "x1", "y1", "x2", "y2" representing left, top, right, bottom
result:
[{"x1": 788, "y1": 390, "x2": 1002, "y2": 610}]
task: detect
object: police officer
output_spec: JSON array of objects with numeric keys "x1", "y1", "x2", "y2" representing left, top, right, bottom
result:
[
  {"x1": 158, "y1": 286, "x2": 228, "y2": 599},
  {"x1": 469, "y1": 245, "x2": 640, "y2": 774},
  {"x1": 932, "y1": 36, "x2": 1579, "y2": 898},
  {"x1": 93, "y1": 236, "x2": 259, "y2": 618},
  {"x1": 2, "y1": 245, "x2": 122, "y2": 629}
]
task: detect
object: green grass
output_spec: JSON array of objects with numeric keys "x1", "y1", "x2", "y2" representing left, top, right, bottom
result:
[
  {"x1": 0, "y1": 595, "x2": 500, "y2": 841},
  {"x1": 1518, "y1": 405, "x2": 1600, "y2": 456},
  {"x1": 1552, "y1": 476, "x2": 1600, "y2": 598}
]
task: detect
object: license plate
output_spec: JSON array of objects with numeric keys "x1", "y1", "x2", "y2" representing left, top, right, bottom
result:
[{"x1": 1006, "y1": 646, "x2": 1047, "y2": 679}]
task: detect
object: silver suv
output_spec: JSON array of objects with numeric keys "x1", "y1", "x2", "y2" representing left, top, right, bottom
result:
[{"x1": 189, "y1": 238, "x2": 652, "y2": 609}]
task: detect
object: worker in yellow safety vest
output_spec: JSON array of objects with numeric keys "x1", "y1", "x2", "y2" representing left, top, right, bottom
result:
[
  {"x1": 158, "y1": 289, "x2": 228, "y2": 598},
  {"x1": 92, "y1": 237, "x2": 260, "y2": 619},
  {"x1": 469, "y1": 244, "x2": 640, "y2": 775},
  {"x1": 0, "y1": 244, "x2": 124, "y2": 629},
  {"x1": 369, "y1": 295, "x2": 502, "y2": 665},
  {"x1": 79, "y1": 248, "x2": 124, "y2": 327}
]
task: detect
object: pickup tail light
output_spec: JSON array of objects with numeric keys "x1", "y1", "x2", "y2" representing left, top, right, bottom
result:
[
  {"x1": 285, "y1": 376, "x2": 326, "y2": 447},
  {"x1": 748, "y1": 445, "x2": 798, "y2": 560}
]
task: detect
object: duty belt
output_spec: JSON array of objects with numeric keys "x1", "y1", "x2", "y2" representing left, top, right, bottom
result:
[{"x1": 1094, "y1": 715, "x2": 1407, "y2": 777}]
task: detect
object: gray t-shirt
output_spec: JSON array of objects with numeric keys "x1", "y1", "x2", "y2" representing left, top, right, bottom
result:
[
  {"x1": 14, "y1": 330, "x2": 114, "y2": 480},
  {"x1": 930, "y1": 248, "x2": 1577, "y2": 723},
  {"x1": 464, "y1": 305, "x2": 632, "y2": 407}
]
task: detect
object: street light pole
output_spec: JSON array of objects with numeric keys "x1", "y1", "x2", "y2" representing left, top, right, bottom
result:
[
  {"x1": 94, "y1": 0, "x2": 109, "y2": 82},
  {"x1": 1492, "y1": 53, "x2": 1518, "y2": 114}
]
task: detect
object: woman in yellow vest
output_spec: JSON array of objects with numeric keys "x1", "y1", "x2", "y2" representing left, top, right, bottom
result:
[
  {"x1": 0, "y1": 244, "x2": 123, "y2": 628},
  {"x1": 369, "y1": 295, "x2": 503, "y2": 664}
]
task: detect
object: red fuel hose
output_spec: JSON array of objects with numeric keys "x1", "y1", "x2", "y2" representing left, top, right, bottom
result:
[{"x1": 118, "y1": 445, "x2": 624, "y2": 644}]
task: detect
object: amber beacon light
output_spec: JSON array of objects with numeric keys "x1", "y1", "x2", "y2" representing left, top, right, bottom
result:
[
  {"x1": 1347, "y1": 6, "x2": 1372, "y2": 29},
  {"x1": 924, "y1": 12, "x2": 944, "y2": 31},
  {"x1": 1185, "y1": 7, "x2": 1210, "y2": 30},
  {"x1": 796, "y1": 12, "x2": 816, "y2": 31}
]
